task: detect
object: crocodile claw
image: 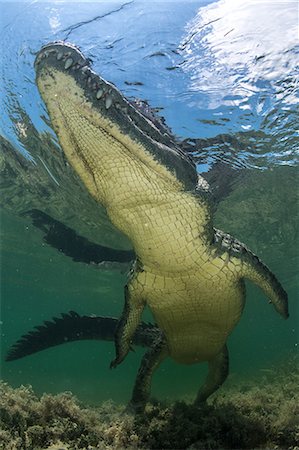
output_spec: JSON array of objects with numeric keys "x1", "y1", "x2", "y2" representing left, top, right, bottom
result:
[{"x1": 110, "y1": 358, "x2": 120, "y2": 369}]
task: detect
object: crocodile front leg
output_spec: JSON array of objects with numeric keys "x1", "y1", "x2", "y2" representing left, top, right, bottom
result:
[
  {"x1": 194, "y1": 344, "x2": 229, "y2": 405},
  {"x1": 110, "y1": 284, "x2": 145, "y2": 368},
  {"x1": 128, "y1": 333, "x2": 168, "y2": 413}
]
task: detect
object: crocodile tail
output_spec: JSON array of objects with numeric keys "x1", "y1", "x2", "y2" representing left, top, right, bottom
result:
[{"x1": 6, "y1": 311, "x2": 158, "y2": 362}]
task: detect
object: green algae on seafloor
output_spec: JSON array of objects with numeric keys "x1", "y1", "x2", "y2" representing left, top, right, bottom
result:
[
  {"x1": 0, "y1": 358, "x2": 298, "y2": 450},
  {"x1": 0, "y1": 384, "x2": 137, "y2": 450}
]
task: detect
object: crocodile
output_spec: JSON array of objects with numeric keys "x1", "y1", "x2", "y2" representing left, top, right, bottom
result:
[{"x1": 34, "y1": 41, "x2": 288, "y2": 412}]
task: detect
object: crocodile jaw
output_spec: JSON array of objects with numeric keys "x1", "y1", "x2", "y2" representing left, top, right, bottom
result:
[
  {"x1": 34, "y1": 43, "x2": 198, "y2": 204},
  {"x1": 36, "y1": 68, "x2": 181, "y2": 206}
]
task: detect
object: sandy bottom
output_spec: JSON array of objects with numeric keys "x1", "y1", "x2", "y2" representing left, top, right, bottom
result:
[{"x1": 1, "y1": 358, "x2": 298, "y2": 450}]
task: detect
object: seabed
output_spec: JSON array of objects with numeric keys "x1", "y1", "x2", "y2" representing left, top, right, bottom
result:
[{"x1": 1, "y1": 358, "x2": 298, "y2": 450}]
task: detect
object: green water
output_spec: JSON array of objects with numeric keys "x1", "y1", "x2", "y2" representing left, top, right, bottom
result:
[{"x1": 1, "y1": 163, "x2": 297, "y2": 406}]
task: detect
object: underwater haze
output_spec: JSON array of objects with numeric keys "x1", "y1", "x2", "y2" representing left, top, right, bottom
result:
[{"x1": 0, "y1": 1, "x2": 298, "y2": 449}]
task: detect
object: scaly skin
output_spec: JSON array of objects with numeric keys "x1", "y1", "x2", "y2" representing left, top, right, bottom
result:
[{"x1": 34, "y1": 42, "x2": 288, "y2": 411}]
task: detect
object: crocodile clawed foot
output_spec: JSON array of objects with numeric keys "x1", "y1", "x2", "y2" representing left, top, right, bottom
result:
[
  {"x1": 125, "y1": 400, "x2": 146, "y2": 415},
  {"x1": 110, "y1": 347, "x2": 131, "y2": 369},
  {"x1": 110, "y1": 357, "x2": 122, "y2": 369},
  {"x1": 110, "y1": 341, "x2": 134, "y2": 369},
  {"x1": 193, "y1": 399, "x2": 207, "y2": 410},
  {"x1": 193, "y1": 395, "x2": 207, "y2": 405}
]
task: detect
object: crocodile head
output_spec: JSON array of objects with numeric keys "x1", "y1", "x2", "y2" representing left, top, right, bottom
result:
[{"x1": 34, "y1": 42, "x2": 200, "y2": 211}]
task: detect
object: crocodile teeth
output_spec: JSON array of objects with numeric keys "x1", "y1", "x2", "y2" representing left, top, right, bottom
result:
[
  {"x1": 81, "y1": 66, "x2": 89, "y2": 74},
  {"x1": 105, "y1": 95, "x2": 113, "y2": 109},
  {"x1": 96, "y1": 89, "x2": 104, "y2": 99},
  {"x1": 64, "y1": 58, "x2": 73, "y2": 70}
]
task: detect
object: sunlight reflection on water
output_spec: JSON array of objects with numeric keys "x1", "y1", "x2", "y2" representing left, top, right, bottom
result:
[{"x1": 181, "y1": 0, "x2": 298, "y2": 108}]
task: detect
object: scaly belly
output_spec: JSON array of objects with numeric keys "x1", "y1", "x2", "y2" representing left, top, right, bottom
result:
[
  {"x1": 160, "y1": 324, "x2": 232, "y2": 364},
  {"x1": 137, "y1": 270, "x2": 245, "y2": 364}
]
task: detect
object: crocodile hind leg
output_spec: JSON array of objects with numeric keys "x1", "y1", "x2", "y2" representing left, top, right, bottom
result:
[
  {"x1": 110, "y1": 282, "x2": 145, "y2": 368},
  {"x1": 128, "y1": 333, "x2": 168, "y2": 413},
  {"x1": 194, "y1": 344, "x2": 229, "y2": 405}
]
